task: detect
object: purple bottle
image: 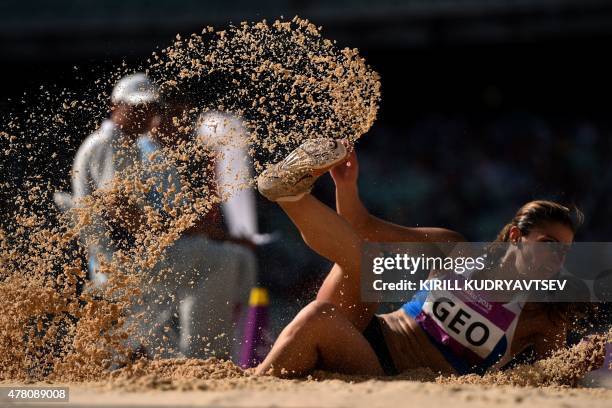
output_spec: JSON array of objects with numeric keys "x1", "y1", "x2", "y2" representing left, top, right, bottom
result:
[{"x1": 239, "y1": 287, "x2": 269, "y2": 368}]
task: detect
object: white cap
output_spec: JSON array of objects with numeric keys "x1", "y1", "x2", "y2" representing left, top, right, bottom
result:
[{"x1": 111, "y1": 73, "x2": 159, "y2": 105}]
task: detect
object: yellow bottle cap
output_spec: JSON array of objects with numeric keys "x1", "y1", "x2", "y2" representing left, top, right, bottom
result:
[{"x1": 249, "y1": 287, "x2": 269, "y2": 306}]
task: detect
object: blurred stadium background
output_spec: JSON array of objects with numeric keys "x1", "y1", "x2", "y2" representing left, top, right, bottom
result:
[{"x1": 1, "y1": 0, "x2": 612, "y2": 332}]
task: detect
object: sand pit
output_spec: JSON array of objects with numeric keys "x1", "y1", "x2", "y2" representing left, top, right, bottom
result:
[
  {"x1": 2, "y1": 337, "x2": 609, "y2": 407},
  {"x1": 3, "y1": 370, "x2": 611, "y2": 407},
  {"x1": 1, "y1": 379, "x2": 605, "y2": 408}
]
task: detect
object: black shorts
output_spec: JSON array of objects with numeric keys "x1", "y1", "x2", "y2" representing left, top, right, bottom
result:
[{"x1": 362, "y1": 316, "x2": 398, "y2": 376}]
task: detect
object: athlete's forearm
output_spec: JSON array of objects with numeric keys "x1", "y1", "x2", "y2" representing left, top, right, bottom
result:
[{"x1": 335, "y1": 183, "x2": 371, "y2": 234}]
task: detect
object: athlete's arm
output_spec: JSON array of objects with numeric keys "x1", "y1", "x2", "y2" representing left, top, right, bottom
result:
[{"x1": 331, "y1": 150, "x2": 464, "y2": 243}]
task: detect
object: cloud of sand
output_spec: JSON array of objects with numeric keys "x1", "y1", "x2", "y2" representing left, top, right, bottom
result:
[{"x1": 0, "y1": 17, "x2": 380, "y2": 382}]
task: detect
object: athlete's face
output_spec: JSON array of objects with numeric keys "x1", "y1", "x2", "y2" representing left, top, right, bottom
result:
[{"x1": 510, "y1": 222, "x2": 574, "y2": 278}]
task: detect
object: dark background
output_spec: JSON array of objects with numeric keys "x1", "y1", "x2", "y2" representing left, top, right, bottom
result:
[{"x1": 1, "y1": 0, "x2": 612, "y2": 326}]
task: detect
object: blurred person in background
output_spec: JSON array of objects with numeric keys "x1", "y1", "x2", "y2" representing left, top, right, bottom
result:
[
  {"x1": 197, "y1": 111, "x2": 260, "y2": 244},
  {"x1": 134, "y1": 87, "x2": 257, "y2": 360},
  {"x1": 197, "y1": 110, "x2": 277, "y2": 366},
  {"x1": 70, "y1": 73, "x2": 160, "y2": 285},
  {"x1": 68, "y1": 75, "x2": 257, "y2": 360}
]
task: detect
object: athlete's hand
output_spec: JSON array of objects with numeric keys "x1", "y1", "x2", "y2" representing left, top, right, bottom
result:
[{"x1": 330, "y1": 149, "x2": 359, "y2": 188}]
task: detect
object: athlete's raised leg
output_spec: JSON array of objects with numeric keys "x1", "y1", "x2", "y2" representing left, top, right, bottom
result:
[
  {"x1": 258, "y1": 139, "x2": 377, "y2": 328},
  {"x1": 255, "y1": 139, "x2": 380, "y2": 376}
]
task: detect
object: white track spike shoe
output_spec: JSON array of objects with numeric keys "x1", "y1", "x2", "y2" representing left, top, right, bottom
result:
[{"x1": 257, "y1": 138, "x2": 348, "y2": 202}]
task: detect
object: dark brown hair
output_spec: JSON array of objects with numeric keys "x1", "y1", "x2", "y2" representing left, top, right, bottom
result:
[{"x1": 496, "y1": 200, "x2": 583, "y2": 242}]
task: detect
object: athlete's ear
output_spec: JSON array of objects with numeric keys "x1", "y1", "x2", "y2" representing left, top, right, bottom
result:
[{"x1": 508, "y1": 226, "x2": 522, "y2": 244}]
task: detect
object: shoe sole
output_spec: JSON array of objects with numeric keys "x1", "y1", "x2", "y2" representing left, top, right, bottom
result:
[{"x1": 258, "y1": 139, "x2": 347, "y2": 201}]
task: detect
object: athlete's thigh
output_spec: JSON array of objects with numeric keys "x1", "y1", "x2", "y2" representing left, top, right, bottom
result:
[
  {"x1": 317, "y1": 263, "x2": 377, "y2": 332},
  {"x1": 312, "y1": 303, "x2": 384, "y2": 376}
]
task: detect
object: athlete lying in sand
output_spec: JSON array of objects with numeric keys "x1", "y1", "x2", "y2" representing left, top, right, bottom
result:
[{"x1": 253, "y1": 139, "x2": 584, "y2": 377}]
